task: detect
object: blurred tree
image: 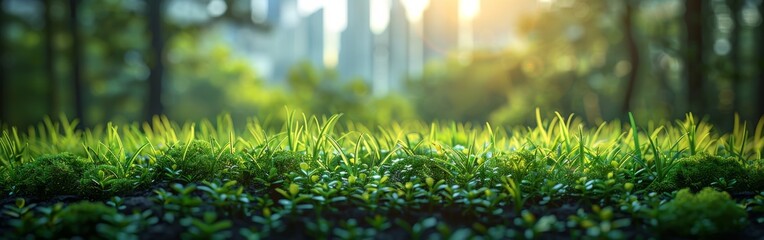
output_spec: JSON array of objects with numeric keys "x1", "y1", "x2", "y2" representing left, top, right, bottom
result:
[
  {"x1": 69, "y1": 0, "x2": 84, "y2": 127},
  {"x1": 0, "y1": 0, "x2": 5, "y2": 121},
  {"x1": 729, "y1": 0, "x2": 740, "y2": 112},
  {"x1": 684, "y1": 0, "x2": 706, "y2": 115},
  {"x1": 146, "y1": 0, "x2": 165, "y2": 122},
  {"x1": 759, "y1": 0, "x2": 764, "y2": 118},
  {"x1": 42, "y1": 0, "x2": 58, "y2": 117},
  {"x1": 621, "y1": 0, "x2": 639, "y2": 113},
  {"x1": 409, "y1": 55, "x2": 510, "y2": 123}
]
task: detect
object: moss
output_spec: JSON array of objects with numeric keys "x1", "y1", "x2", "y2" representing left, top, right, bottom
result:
[
  {"x1": 267, "y1": 150, "x2": 308, "y2": 176},
  {"x1": 388, "y1": 155, "x2": 451, "y2": 183},
  {"x1": 79, "y1": 165, "x2": 138, "y2": 199},
  {"x1": 744, "y1": 159, "x2": 764, "y2": 190},
  {"x1": 238, "y1": 150, "x2": 307, "y2": 187},
  {"x1": 672, "y1": 155, "x2": 749, "y2": 192},
  {"x1": 487, "y1": 151, "x2": 535, "y2": 180},
  {"x1": 9, "y1": 153, "x2": 88, "y2": 198},
  {"x1": 657, "y1": 188, "x2": 747, "y2": 238},
  {"x1": 58, "y1": 201, "x2": 118, "y2": 237},
  {"x1": 646, "y1": 180, "x2": 678, "y2": 193},
  {"x1": 647, "y1": 155, "x2": 750, "y2": 192},
  {"x1": 156, "y1": 140, "x2": 237, "y2": 182}
]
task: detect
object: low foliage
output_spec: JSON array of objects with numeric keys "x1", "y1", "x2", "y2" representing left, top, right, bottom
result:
[
  {"x1": 386, "y1": 155, "x2": 451, "y2": 184},
  {"x1": 1, "y1": 111, "x2": 764, "y2": 238},
  {"x1": 657, "y1": 188, "x2": 748, "y2": 238},
  {"x1": 58, "y1": 201, "x2": 119, "y2": 237}
]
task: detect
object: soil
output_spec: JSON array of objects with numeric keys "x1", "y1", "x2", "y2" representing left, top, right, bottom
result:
[{"x1": 2, "y1": 183, "x2": 763, "y2": 239}]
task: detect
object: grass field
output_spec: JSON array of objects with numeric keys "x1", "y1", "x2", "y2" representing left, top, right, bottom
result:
[{"x1": 2, "y1": 110, "x2": 764, "y2": 239}]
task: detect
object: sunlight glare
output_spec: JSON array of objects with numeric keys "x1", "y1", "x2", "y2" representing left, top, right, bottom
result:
[
  {"x1": 323, "y1": 0, "x2": 347, "y2": 68},
  {"x1": 459, "y1": 0, "x2": 480, "y2": 21},
  {"x1": 297, "y1": 0, "x2": 323, "y2": 17},
  {"x1": 370, "y1": 0, "x2": 392, "y2": 34},
  {"x1": 400, "y1": 0, "x2": 430, "y2": 23},
  {"x1": 324, "y1": 0, "x2": 348, "y2": 33}
]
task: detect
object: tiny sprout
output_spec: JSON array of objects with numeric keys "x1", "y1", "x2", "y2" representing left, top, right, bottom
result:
[
  {"x1": 359, "y1": 173, "x2": 367, "y2": 181},
  {"x1": 405, "y1": 182, "x2": 414, "y2": 190},
  {"x1": 311, "y1": 175, "x2": 320, "y2": 182},
  {"x1": 477, "y1": 158, "x2": 485, "y2": 165},
  {"x1": 348, "y1": 175, "x2": 357, "y2": 184},
  {"x1": 485, "y1": 189, "x2": 493, "y2": 197},
  {"x1": 592, "y1": 205, "x2": 601, "y2": 212},
  {"x1": 349, "y1": 158, "x2": 357, "y2": 164},
  {"x1": 610, "y1": 160, "x2": 619, "y2": 168},
  {"x1": 600, "y1": 207, "x2": 613, "y2": 220},
  {"x1": 263, "y1": 208, "x2": 272, "y2": 217},
  {"x1": 624, "y1": 183, "x2": 634, "y2": 192},
  {"x1": 607, "y1": 172, "x2": 614, "y2": 179},
  {"x1": 362, "y1": 192, "x2": 370, "y2": 201},
  {"x1": 426, "y1": 177, "x2": 435, "y2": 187},
  {"x1": 380, "y1": 175, "x2": 389, "y2": 184},
  {"x1": 289, "y1": 183, "x2": 300, "y2": 196},
  {"x1": 581, "y1": 219, "x2": 595, "y2": 228},
  {"x1": 299, "y1": 162, "x2": 310, "y2": 171},
  {"x1": 522, "y1": 210, "x2": 536, "y2": 223}
]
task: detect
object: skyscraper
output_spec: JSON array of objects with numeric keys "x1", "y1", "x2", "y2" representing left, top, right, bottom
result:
[
  {"x1": 388, "y1": 0, "x2": 410, "y2": 91},
  {"x1": 338, "y1": 0, "x2": 372, "y2": 82}
]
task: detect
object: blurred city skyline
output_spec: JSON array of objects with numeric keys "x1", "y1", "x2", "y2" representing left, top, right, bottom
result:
[
  {"x1": 161, "y1": 0, "x2": 543, "y2": 95},
  {"x1": 2, "y1": 0, "x2": 762, "y2": 129}
]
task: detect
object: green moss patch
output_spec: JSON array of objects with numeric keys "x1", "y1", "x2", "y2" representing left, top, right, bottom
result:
[
  {"x1": 657, "y1": 188, "x2": 747, "y2": 238},
  {"x1": 8, "y1": 153, "x2": 88, "y2": 198},
  {"x1": 671, "y1": 155, "x2": 749, "y2": 192},
  {"x1": 156, "y1": 140, "x2": 238, "y2": 183}
]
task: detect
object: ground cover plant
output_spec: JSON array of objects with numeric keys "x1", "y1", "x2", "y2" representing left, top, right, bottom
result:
[{"x1": 1, "y1": 110, "x2": 764, "y2": 239}]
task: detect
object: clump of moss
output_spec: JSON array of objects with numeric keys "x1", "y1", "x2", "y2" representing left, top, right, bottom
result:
[
  {"x1": 744, "y1": 159, "x2": 764, "y2": 190},
  {"x1": 657, "y1": 188, "x2": 747, "y2": 238},
  {"x1": 647, "y1": 155, "x2": 751, "y2": 192},
  {"x1": 671, "y1": 155, "x2": 749, "y2": 192},
  {"x1": 268, "y1": 150, "x2": 308, "y2": 176},
  {"x1": 9, "y1": 153, "x2": 88, "y2": 198},
  {"x1": 487, "y1": 151, "x2": 536, "y2": 180},
  {"x1": 79, "y1": 165, "x2": 138, "y2": 199},
  {"x1": 239, "y1": 150, "x2": 308, "y2": 186},
  {"x1": 387, "y1": 155, "x2": 451, "y2": 183},
  {"x1": 156, "y1": 140, "x2": 237, "y2": 182},
  {"x1": 58, "y1": 201, "x2": 118, "y2": 237},
  {"x1": 488, "y1": 153, "x2": 523, "y2": 178}
]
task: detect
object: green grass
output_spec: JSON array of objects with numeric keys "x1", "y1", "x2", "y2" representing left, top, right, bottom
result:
[{"x1": 1, "y1": 110, "x2": 764, "y2": 239}]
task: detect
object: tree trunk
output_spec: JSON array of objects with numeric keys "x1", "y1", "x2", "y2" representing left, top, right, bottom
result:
[
  {"x1": 684, "y1": 0, "x2": 705, "y2": 115},
  {"x1": 0, "y1": 0, "x2": 5, "y2": 121},
  {"x1": 43, "y1": 0, "x2": 59, "y2": 117},
  {"x1": 145, "y1": 0, "x2": 164, "y2": 122},
  {"x1": 759, "y1": 1, "x2": 764, "y2": 118},
  {"x1": 729, "y1": 0, "x2": 740, "y2": 115},
  {"x1": 622, "y1": 0, "x2": 639, "y2": 114},
  {"x1": 69, "y1": 0, "x2": 85, "y2": 127}
]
